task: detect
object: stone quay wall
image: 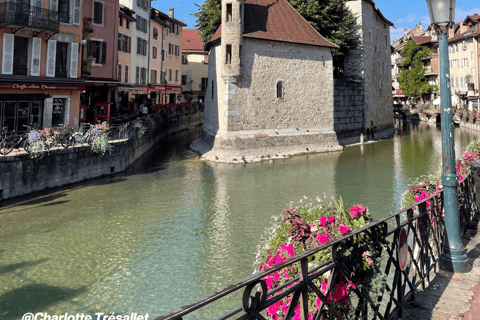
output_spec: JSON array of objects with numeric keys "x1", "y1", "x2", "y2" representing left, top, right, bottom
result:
[
  {"x1": 0, "y1": 112, "x2": 203, "y2": 201},
  {"x1": 333, "y1": 78, "x2": 365, "y2": 144}
]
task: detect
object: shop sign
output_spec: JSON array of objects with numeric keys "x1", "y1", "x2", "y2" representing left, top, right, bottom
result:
[
  {"x1": 0, "y1": 83, "x2": 85, "y2": 91},
  {"x1": 149, "y1": 85, "x2": 183, "y2": 91}
]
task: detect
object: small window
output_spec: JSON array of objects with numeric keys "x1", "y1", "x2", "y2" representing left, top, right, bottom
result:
[
  {"x1": 181, "y1": 75, "x2": 187, "y2": 85},
  {"x1": 182, "y1": 55, "x2": 188, "y2": 64},
  {"x1": 226, "y1": 3, "x2": 232, "y2": 22},
  {"x1": 118, "y1": 64, "x2": 122, "y2": 81},
  {"x1": 175, "y1": 69, "x2": 178, "y2": 82},
  {"x1": 169, "y1": 68, "x2": 172, "y2": 81},
  {"x1": 126, "y1": 19, "x2": 130, "y2": 29},
  {"x1": 276, "y1": 81, "x2": 284, "y2": 99},
  {"x1": 93, "y1": 1, "x2": 104, "y2": 25},
  {"x1": 226, "y1": 44, "x2": 232, "y2": 64},
  {"x1": 119, "y1": 16, "x2": 123, "y2": 27},
  {"x1": 125, "y1": 65, "x2": 129, "y2": 83}
]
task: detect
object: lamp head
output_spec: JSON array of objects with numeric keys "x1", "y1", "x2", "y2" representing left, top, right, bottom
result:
[{"x1": 425, "y1": 0, "x2": 456, "y2": 27}]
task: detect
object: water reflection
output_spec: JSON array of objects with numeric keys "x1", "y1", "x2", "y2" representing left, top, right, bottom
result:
[{"x1": 0, "y1": 123, "x2": 479, "y2": 319}]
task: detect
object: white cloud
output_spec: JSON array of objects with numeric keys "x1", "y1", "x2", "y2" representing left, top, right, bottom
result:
[
  {"x1": 455, "y1": 7, "x2": 480, "y2": 20},
  {"x1": 396, "y1": 14, "x2": 418, "y2": 23}
]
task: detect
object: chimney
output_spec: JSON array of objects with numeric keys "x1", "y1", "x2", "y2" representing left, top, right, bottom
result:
[
  {"x1": 169, "y1": 8, "x2": 174, "y2": 18},
  {"x1": 403, "y1": 28, "x2": 408, "y2": 36}
]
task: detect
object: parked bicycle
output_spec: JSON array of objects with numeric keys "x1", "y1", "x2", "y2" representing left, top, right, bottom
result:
[
  {"x1": 0, "y1": 125, "x2": 33, "y2": 155},
  {"x1": 56, "y1": 124, "x2": 77, "y2": 148},
  {"x1": 67, "y1": 124, "x2": 97, "y2": 146}
]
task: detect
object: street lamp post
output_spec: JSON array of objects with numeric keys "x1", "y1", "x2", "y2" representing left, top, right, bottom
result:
[{"x1": 425, "y1": 0, "x2": 471, "y2": 272}]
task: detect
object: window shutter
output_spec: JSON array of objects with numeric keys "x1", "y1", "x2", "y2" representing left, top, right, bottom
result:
[
  {"x1": 127, "y1": 36, "x2": 131, "y2": 53},
  {"x1": 2, "y1": 33, "x2": 14, "y2": 75},
  {"x1": 50, "y1": 0, "x2": 58, "y2": 11},
  {"x1": 43, "y1": 98, "x2": 53, "y2": 127},
  {"x1": 70, "y1": 42, "x2": 78, "y2": 78},
  {"x1": 46, "y1": 39, "x2": 57, "y2": 77},
  {"x1": 73, "y1": 0, "x2": 81, "y2": 25},
  {"x1": 101, "y1": 42, "x2": 107, "y2": 64},
  {"x1": 30, "y1": 37, "x2": 42, "y2": 76}
]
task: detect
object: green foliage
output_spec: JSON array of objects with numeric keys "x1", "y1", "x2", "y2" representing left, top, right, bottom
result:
[
  {"x1": 193, "y1": 0, "x2": 221, "y2": 44},
  {"x1": 399, "y1": 41, "x2": 439, "y2": 99},
  {"x1": 193, "y1": 0, "x2": 359, "y2": 75}
]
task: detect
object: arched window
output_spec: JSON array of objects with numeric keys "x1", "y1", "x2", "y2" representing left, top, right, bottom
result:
[{"x1": 276, "y1": 81, "x2": 284, "y2": 99}]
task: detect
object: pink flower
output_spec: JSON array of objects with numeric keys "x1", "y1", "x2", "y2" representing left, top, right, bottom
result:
[
  {"x1": 349, "y1": 204, "x2": 367, "y2": 217},
  {"x1": 319, "y1": 215, "x2": 327, "y2": 226},
  {"x1": 338, "y1": 225, "x2": 351, "y2": 235},
  {"x1": 316, "y1": 297, "x2": 321, "y2": 307},
  {"x1": 265, "y1": 277, "x2": 273, "y2": 289},
  {"x1": 321, "y1": 280, "x2": 328, "y2": 294},
  {"x1": 317, "y1": 233, "x2": 330, "y2": 244},
  {"x1": 273, "y1": 272, "x2": 279, "y2": 282},
  {"x1": 348, "y1": 281, "x2": 356, "y2": 289}
]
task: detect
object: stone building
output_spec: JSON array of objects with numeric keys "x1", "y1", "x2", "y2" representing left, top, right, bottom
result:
[
  {"x1": 192, "y1": 0, "x2": 342, "y2": 162},
  {"x1": 345, "y1": 0, "x2": 394, "y2": 137}
]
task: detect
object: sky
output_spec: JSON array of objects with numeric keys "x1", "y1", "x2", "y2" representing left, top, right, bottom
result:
[{"x1": 152, "y1": 0, "x2": 480, "y2": 43}]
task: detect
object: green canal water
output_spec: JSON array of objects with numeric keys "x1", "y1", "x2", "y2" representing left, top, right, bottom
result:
[{"x1": 1, "y1": 122, "x2": 479, "y2": 319}]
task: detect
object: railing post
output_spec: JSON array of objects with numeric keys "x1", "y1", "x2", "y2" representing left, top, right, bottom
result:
[{"x1": 299, "y1": 258, "x2": 309, "y2": 320}]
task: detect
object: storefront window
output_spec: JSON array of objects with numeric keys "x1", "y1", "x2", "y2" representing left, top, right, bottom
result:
[
  {"x1": 4, "y1": 101, "x2": 16, "y2": 132},
  {"x1": 31, "y1": 101, "x2": 42, "y2": 129},
  {"x1": 52, "y1": 98, "x2": 66, "y2": 126}
]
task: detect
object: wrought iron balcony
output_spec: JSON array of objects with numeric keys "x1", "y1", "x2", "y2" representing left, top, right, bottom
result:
[{"x1": 0, "y1": 2, "x2": 59, "y2": 32}]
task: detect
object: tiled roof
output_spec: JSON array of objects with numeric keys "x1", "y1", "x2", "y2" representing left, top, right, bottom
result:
[
  {"x1": 206, "y1": 0, "x2": 337, "y2": 49},
  {"x1": 182, "y1": 29, "x2": 205, "y2": 52},
  {"x1": 411, "y1": 36, "x2": 432, "y2": 45},
  {"x1": 464, "y1": 13, "x2": 480, "y2": 23},
  {"x1": 448, "y1": 32, "x2": 469, "y2": 43}
]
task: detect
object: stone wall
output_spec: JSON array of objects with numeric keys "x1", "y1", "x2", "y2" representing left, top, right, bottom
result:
[
  {"x1": 0, "y1": 112, "x2": 203, "y2": 200},
  {"x1": 345, "y1": 0, "x2": 393, "y2": 133},
  {"x1": 333, "y1": 79, "x2": 365, "y2": 143}
]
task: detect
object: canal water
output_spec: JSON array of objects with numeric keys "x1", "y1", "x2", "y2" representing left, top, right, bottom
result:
[{"x1": 1, "y1": 122, "x2": 479, "y2": 319}]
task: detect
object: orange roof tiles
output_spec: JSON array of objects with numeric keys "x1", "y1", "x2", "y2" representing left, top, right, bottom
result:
[
  {"x1": 206, "y1": 0, "x2": 337, "y2": 49},
  {"x1": 182, "y1": 29, "x2": 205, "y2": 52}
]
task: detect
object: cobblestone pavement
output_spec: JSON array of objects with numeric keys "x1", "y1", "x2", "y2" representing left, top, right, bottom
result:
[{"x1": 402, "y1": 217, "x2": 480, "y2": 319}]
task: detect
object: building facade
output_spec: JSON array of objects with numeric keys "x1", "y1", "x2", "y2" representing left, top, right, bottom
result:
[
  {"x1": 448, "y1": 15, "x2": 480, "y2": 110},
  {"x1": 117, "y1": 5, "x2": 136, "y2": 109},
  {"x1": 192, "y1": 0, "x2": 342, "y2": 162},
  {"x1": 345, "y1": 0, "x2": 394, "y2": 136},
  {"x1": 0, "y1": 0, "x2": 85, "y2": 131},
  {"x1": 83, "y1": 0, "x2": 120, "y2": 124},
  {"x1": 119, "y1": 0, "x2": 151, "y2": 102},
  {"x1": 160, "y1": 8, "x2": 185, "y2": 104},
  {"x1": 181, "y1": 29, "x2": 208, "y2": 103}
]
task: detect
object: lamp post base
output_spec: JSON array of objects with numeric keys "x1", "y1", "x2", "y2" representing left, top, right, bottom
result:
[{"x1": 439, "y1": 246, "x2": 471, "y2": 273}]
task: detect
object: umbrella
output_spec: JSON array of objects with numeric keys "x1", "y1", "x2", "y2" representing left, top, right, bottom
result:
[{"x1": 433, "y1": 97, "x2": 441, "y2": 105}]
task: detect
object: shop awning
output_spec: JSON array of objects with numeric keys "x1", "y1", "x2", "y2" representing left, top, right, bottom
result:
[
  {"x1": 86, "y1": 80, "x2": 121, "y2": 87},
  {"x1": 149, "y1": 85, "x2": 183, "y2": 91}
]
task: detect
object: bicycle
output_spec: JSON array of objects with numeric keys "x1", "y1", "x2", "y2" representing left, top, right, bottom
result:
[
  {"x1": 57, "y1": 124, "x2": 77, "y2": 148},
  {"x1": 0, "y1": 125, "x2": 32, "y2": 155},
  {"x1": 70, "y1": 124, "x2": 97, "y2": 146}
]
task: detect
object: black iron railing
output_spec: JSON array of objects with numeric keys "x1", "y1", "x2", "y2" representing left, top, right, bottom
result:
[
  {"x1": 156, "y1": 172, "x2": 478, "y2": 320},
  {"x1": 0, "y1": 2, "x2": 59, "y2": 31}
]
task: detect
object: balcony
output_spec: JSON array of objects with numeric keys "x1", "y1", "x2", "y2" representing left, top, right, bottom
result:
[{"x1": 0, "y1": 2, "x2": 59, "y2": 32}]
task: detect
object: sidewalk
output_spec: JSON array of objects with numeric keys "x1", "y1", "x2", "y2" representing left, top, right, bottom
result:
[{"x1": 402, "y1": 217, "x2": 480, "y2": 319}]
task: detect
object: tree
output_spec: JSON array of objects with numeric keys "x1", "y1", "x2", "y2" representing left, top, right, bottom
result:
[
  {"x1": 193, "y1": 0, "x2": 221, "y2": 44},
  {"x1": 398, "y1": 40, "x2": 438, "y2": 100},
  {"x1": 193, "y1": 0, "x2": 359, "y2": 75}
]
